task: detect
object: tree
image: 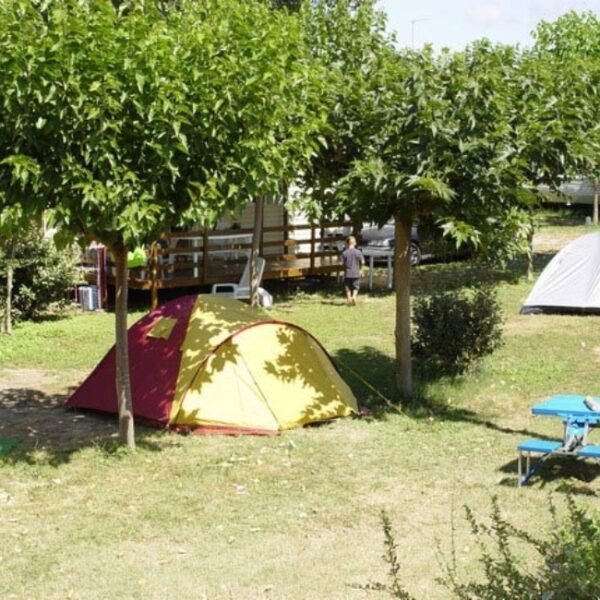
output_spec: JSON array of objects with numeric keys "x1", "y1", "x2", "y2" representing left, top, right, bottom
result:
[
  {"x1": 301, "y1": 1, "x2": 591, "y2": 399},
  {"x1": 0, "y1": 206, "x2": 26, "y2": 334},
  {"x1": 508, "y1": 43, "x2": 595, "y2": 277},
  {"x1": 335, "y1": 44, "x2": 532, "y2": 397},
  {"x1": 0, "y1": 0, "x2": 56, "y2": 333},
  {"x1": 374, "y1": 43, "x2": 591, "y2": 396},
  {"x1": 533, "y1": 11, "x2": 600, "y2": 224},
  {"x1": 0, "y1": 0, "x2": 328, "y2": 446},
  {"x1": 299, "y1": 3, "x2": 468, "y2": 396},
  {"x1": 168, "y1": 1, "x2": 330, "y2": 305},
  {"x1": 0, "y1": 216, "x2": 80, "y2": 328}
]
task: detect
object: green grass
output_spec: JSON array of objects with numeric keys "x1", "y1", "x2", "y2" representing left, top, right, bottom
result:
[
  {"x1": 0, "y1": 310, "x2": 145, "y2": 377},
  {"x1": 1, "y1": 218, "x2": 600, "y2": 599}
]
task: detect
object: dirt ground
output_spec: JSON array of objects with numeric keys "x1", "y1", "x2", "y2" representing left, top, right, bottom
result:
[{"x1": 0, "y1": 369, "x2": 119, "y2": 453}]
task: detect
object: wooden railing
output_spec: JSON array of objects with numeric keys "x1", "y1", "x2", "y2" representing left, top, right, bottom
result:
[{"x1": 85, "y1": 220, "x2": 354, "y2": 308}]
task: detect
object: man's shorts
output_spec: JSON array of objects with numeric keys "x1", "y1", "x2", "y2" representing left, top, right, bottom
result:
[{"x1": 344, "y1": 277, "x2": 360, "y2": 292}]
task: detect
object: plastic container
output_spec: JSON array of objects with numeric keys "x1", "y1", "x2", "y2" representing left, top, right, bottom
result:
[{"x1": 78, "y1": 285, "x2": 100, "y2": 311}]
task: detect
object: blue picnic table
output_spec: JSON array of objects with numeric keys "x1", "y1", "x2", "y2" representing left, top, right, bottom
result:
[{"x1": 518, "y1": 394, "x2": 600, "y2": 486}]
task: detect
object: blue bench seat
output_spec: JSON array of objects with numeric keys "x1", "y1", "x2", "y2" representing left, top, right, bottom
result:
[
  {"x1": 576, "y1": 445, "x2": 600, "y2": 458},
  {"x1": 518, "y1": 440, "x2": 600, "y2": 486},
  {"x1": 518, "y1": 439, "x2": 562, "y2": 454}
]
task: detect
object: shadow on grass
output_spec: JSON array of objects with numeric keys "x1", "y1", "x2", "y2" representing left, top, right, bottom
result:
[
  {"x1": 28, "y1": 312, "x2": 74, "y2": 324},
  {"x1": 337, "y1": 346, "x2": 600, "y2": 495},
  {"x1": 250, "y1": 246, "x2": 561, "y2": 309},
  {"x1": 538, "y1": 206, "x2": 591, "y2": 227},
  {"x1": 0, "y1": 387, "x2": 166, "y2": 467},
  {"x1": 411, "y1": 261, "x2": 519, "y2": 297},
  {"x1": 335, "y1": 345, "x2": 557, "y2": 434},
  {"x1": 498, "y1": 456, "x2": 600, "y2": 495}
]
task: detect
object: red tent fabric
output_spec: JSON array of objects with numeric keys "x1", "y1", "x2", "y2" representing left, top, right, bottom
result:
[{"x1": 67, "y1": 295, "x2": 196, "y2": 424}]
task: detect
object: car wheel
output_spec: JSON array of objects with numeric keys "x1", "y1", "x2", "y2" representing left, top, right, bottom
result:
[{"x1": 410, "y1": 242, "x2": 422, "y2": 266}]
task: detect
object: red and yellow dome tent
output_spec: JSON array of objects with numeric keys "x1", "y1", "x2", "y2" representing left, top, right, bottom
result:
[{"x1": 67, "y1": 295, "x2": 357, "y2": 434}]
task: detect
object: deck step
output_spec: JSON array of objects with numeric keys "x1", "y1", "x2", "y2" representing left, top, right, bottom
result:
[{"x1": 518, "y1": 439, "x2": 562, "y2": 454}]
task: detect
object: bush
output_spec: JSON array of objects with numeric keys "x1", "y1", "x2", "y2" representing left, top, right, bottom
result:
[
  {"x1": 443, "y1": 496, "x2": 600, "y2": 600},
  {"x1": 365, "y1": 497, "x2": 600, "y2": 600},
  {"x1": 353, "y1": 510, "x2": 416, "y2": 599},
  {"x1": 0, "y1": 225, "x2": 81, "y2": 322},
  {"x1": 412, "y1": 285, "x2": 503, "y2": 376}
]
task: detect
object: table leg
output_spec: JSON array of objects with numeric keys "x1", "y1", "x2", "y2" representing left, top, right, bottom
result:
[
  {"x1": 387, "y1": 256, "x2": 393, "y2": 289},
  {"x1": 368, "y1": 256, "x2": 374, "y2": 291},
  {"x1": 520, "y1": 450, "x2": 555, "y2": 486}
]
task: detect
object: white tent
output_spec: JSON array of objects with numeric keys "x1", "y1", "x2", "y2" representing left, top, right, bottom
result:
[{"x1": 521, "y1": 232, "x2": 600, "y2": 314}]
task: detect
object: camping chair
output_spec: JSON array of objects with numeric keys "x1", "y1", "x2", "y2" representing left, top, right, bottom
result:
[{"x1": 211, "y1": 256, "x2": 266, "y2": 301}]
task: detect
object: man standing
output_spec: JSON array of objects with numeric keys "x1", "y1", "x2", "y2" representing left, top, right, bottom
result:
[{"x1": 340, "y1": 235, "x2": 365, "y2": 305}]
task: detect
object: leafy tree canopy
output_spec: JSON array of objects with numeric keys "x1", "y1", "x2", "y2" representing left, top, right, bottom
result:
[
  {"x1": 300, "y1": 3, "x2": 594, "y2": 256},
  {"x1": 298, "y1": 0, "x2": 599, "y2": 397},
  {"x1": 0, "y1": 0, "x2": 329, "y2": 248},
  {"x1": 534, "y1": 10, "x2": 600, "y2": 59},
  {"x1": 532, "y1": 11, "x2": 600, "y2": 180}
]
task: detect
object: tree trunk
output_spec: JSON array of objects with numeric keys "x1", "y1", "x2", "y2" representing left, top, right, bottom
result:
[
  {"x1": 2, "y1": 241, "x2": 15, "y2": 335},
  {"x1": 525, "y1": 219, "x2": 534, "y2": 281},
  {"x1": 594, "y1": 179, "x2": 599, "y2": 226},
  {"x1": 394, "y1": 214, "x2": 413, "y2": 400},
  {"x1": 150, "y1": 242, "x2": 159, "y2": 312},
  {"x1": 250, "y1": 196, "x2": 265, "y2": 308},
  {"x1": 112, "y1": 241, "x2": 135, "y2": 449}
]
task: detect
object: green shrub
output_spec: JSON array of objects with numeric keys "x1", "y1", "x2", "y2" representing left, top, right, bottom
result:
[
  {"x1": 0, "y1": 225, "x2": 81, "y2": 322},
  {"x1": 412, "y1": 285, "x2": 503, "y2": 376},
  {"x1": 353, "y1": 510, "x2": 416, "y2": 599},
  {"x1": 443, "y1": 496, "x2": 600, "y2": 600},
  {"x1": 365, "y1": 497, "x2": 600, "y2": 600}
]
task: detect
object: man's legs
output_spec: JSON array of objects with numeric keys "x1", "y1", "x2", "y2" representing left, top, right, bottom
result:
[
  {"x1": 349, "y1": 279, "x2": 360, "y2": 305},
  {"x1": 344, "y1": 278, "x2": 353, "y2": 304}
]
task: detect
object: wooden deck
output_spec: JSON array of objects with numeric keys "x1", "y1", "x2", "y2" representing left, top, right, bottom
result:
[{"x1": 82, "y1": 221, "x2": 351, "y2": 304}]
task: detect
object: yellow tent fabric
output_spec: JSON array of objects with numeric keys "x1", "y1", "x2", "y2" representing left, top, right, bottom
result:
[
  {"x1": 147, "y1": 317, "x2": 178, "y2": 340},
  {"x1": 168, "y1": 295, "x2": 357, "y2": 432}
]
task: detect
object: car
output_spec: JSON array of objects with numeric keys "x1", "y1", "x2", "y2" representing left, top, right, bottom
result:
[
  {"x1": 359, "y1": 220, "x2": 473, "y2": 267},
  {"x1": 539, "y1": 178, "x2": 597, "y2": 206},
  {"x1": 359, "y1": 223, "x2": 424, "y2": 266},
  {"x1": 324, "y1": 219, "x2": 469, "y2": 267}
]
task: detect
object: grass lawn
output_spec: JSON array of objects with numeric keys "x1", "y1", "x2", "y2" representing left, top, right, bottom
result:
[{"x1": 1, "y1": 216, "x2": 600, "y2": 599}]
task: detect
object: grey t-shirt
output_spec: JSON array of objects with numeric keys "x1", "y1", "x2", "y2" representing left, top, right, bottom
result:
[{"x1": 341, "y1": 247, "x2": 363, "y2": 278}]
